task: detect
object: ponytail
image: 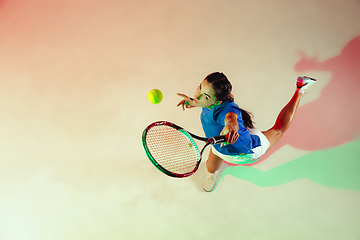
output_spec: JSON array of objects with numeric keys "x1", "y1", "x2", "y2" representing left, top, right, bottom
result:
[{"x1": 239, "y1": 108, "x2": 254, "y2": 129}]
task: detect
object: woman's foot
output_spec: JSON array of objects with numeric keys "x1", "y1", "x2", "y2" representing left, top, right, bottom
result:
[
  {"x1": 203, "y1": 171, "x2": 218, "y2": 192},
  {"x1": 296, "y1": 76, "x2": 317, "y2": 93}
]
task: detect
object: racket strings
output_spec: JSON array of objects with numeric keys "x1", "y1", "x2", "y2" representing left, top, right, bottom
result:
[{"x1": 146, "y1": 125, "x2": 200, "y2": 175}]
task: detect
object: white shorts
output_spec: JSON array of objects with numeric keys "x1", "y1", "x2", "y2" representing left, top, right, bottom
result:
[{"x1": 211, "y1": 128, "x2": 270, "y2": 165}]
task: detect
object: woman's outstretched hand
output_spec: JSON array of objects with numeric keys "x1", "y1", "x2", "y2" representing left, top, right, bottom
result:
[{"x1": 177, "y1": 93, "x2": 198, "y2": 111}]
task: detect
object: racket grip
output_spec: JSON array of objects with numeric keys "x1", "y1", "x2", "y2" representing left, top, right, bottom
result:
[{"x1": 208, "y1": 136, "x2": 227, "y2": 145}]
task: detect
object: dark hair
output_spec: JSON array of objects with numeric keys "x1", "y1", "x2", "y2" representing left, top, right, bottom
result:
[{"x1": 205, "y1": 72, "x2": 255, "y2": 129}]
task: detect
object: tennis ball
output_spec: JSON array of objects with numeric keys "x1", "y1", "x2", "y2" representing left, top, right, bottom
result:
[{"x1": 148, "y1": 89, "x2": 163, "y2": 104}]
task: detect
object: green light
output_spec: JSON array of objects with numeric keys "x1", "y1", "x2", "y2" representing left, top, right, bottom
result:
[{"x1": 219, "y1": 140, "x2": 360, "y2": 191}]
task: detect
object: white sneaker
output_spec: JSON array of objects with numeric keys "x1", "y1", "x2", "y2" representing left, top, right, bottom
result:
[
  {"x1": 296, "y1": 76, "x2": 317, "y2": 93},
  {"x1": 202, "y1": 171, "x2": 218, "y2": 192}
]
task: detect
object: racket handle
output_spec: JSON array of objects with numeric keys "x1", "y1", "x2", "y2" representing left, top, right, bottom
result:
[{"x1": 208, "y1": 136, "x2": 226, "y2": 145}]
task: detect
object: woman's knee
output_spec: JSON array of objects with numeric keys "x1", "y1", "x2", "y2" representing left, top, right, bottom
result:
[{"x1": 262, "y1": 129, "x2": 283, "y2": 151}]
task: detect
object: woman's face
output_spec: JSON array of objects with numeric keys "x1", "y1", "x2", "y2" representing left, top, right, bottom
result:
[{"x1": 194, "y1": 79, "x2": 217, "y2": 108}]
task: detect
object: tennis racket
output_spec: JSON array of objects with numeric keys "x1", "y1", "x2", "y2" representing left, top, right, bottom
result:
[{"x1": 142, "y1": 121, "x2": 226, "y2": 178}]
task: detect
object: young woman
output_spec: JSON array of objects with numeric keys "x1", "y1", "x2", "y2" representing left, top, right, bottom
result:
[{"x1": 177, "y1": 72, "x2": 316, "y2": 192}]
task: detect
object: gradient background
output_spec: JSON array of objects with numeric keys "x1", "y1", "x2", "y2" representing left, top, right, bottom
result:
[{"x1": 0, "y1": 0, "x2": 360, "y2": 239}]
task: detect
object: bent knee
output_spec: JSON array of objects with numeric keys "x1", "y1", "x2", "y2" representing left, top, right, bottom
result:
[
  {"x1": 263, "y1": 128, "x2": 283, "y2": 137},
  {"x1": 261, "y1": 128, "x2": 284, "y2": 148},
  {"x1": 272, "y1": 128, "x2": 283, "y2": 136}
]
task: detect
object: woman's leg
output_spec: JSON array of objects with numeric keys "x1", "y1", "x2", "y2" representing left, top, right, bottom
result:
[
  {"x1": 262, "y1": 76, "x2": 316, "y2": 152},
  {"x1": 203, "y1": 148, "x2": 224, "y2": 192},
  {"x1": 262, "y1": 91, "x2": 303, "y2": 152},
  {"x1": 206, "y1": 148, "x2": 224, "y2": 173}
]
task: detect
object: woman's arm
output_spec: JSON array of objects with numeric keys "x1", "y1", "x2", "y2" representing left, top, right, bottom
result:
[{"x1": 221, "y1": 112, "x2": 239, "y2": 145}]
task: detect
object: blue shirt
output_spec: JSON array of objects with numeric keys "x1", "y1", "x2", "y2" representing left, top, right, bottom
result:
[{"x1": 200, "y1": 101, "x2": 261, "y2": 155}]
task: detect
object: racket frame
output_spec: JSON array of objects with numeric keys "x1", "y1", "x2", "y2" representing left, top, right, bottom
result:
[{"x1": 142, "y1": 121, "x2": 226, "y2": 178}]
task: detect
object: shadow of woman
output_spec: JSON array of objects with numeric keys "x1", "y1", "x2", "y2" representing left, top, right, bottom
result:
[
  {"x1": 215, "y1": 140, "x2": 360, "y2": 191},
  {"x1": 242, "y1": 35, "x2": 360, "y2": 167}
]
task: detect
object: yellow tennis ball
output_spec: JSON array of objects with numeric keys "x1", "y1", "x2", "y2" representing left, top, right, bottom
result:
[{"x1": 148, "y1": 89, "x2": 163, "y2": 104}]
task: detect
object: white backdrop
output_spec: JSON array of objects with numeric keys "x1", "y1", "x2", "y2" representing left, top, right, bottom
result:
[{"x1": 0, "y1": 0, "x2": 360, "y2": 239}]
